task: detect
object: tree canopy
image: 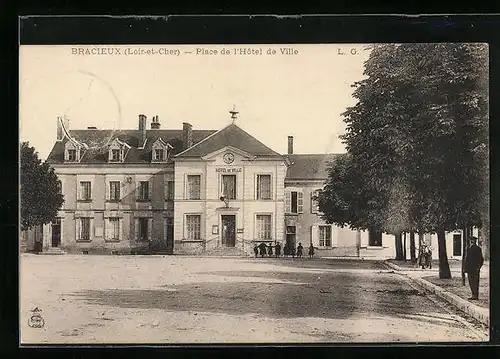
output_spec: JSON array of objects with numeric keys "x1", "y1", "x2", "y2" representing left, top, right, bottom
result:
[
  {"x1": 318, "y1": 43, "x2": 489, "y2": 278},
  {"x1": 21, "y1": 142, "x2": 64, "y2": 231}
]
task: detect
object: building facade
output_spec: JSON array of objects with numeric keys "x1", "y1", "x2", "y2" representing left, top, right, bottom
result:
[{"x1": 30, "y1": 113, "x2": 476, "y2": 259}]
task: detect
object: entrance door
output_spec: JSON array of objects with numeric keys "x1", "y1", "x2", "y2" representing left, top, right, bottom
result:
[
  {"x1": 166, "y1": 217, "x2": 174, "y2": 254},
  {"x1": 221, "y1": 215, "x2": 236, "y2": 247},
  {"x1": 51, "y1": 218, "x2": 61, "y2": 247},
  {"x1": 453, "y1": 234, "x2": 462, "y2": 256},
  {"x1": 286, "y1": 226, "x2": 296, "y2": 253}
]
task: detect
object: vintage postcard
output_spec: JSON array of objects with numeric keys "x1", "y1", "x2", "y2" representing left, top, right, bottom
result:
[{"x1": 19, "y1": 43, "x2": 490, "y2": 344}]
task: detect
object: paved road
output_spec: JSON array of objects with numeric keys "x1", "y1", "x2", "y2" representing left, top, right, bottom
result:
[{"x1": 20, "y1": 255, "x2": 488, "y2": 344}]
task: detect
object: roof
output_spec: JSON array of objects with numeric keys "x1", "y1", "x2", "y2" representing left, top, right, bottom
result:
[
  {"x1": 284, "y1": 154, "x2": 340, "y2": 181},
  {"x1": 175, "y1": 123, "x2": 283, "y2": 158},
  {"x1": 46, "y1": 129, "x2": 216, "y2": 164}
]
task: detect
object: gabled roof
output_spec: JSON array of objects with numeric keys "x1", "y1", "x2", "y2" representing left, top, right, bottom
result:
[
  {"x1": 46, "y1": 129, "x2": 216, "y2": 164},
  {"x1": 175, "y1": 123, "x2": 282, "y2": 159},
  {"x1": 284, "y1": 154, "x2": 340, "y2": 181}
]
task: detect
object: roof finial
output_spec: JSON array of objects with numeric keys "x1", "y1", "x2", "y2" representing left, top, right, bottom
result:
[{"x1": 229, "y1": 105, "x2": 238, "y2": 123}]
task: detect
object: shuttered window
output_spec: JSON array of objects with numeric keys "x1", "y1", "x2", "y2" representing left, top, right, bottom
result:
[
  {"x1": 256, "y1": 174, "x2": 272, "y2": 200},
  {"x1": 80, "y1": 181, "x2": 92, "y2": 201},
  {"x1": 311, "y1": 190, "x2": 320, "y2": 214},
  {"x1": 187, "y1": 175, "x2": 201, "y2": 200},
  {"x1": 106, "y1": 218, "x2": 120, "y2": 241},
  {"x1": 222, "y1": 175, "x2": 236, "y2": 199},
  {"x1": 256, "y1": 215, "x2": 272, "y2": 240},
  {"x1": 78, "y1": 217, "x2": 91, "y2": 241},
  {"x1": 186, "y1": 215, "x2": 201, "y2": 240},
  {"x1": 109, "y1": 181, "x2": 120, "y2": 201},
  {"x1": 285, "y1": 189, "x2": 303, "y2": 214},
  {"x1": 319, "y1": 225, "x2": 332, "y2": 247},
  {"x1": 138, "y1": 181, "x2": 150, "y2": 200},
  {"x1": 166, "y1": 180, "x2": 175, "y2": 201}
]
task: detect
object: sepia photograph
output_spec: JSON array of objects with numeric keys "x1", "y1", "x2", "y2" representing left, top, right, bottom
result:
[{"x1": 19, "y1": 42, "x2": 489, "y2": 344}]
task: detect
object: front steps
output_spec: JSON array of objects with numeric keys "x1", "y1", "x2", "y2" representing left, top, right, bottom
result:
[
  {"x1": 39, "y1": 247, "x2": 65, "y2": 255},
  {"x1": 199, "y1": 246, "x2": 251, "y2": 257}
]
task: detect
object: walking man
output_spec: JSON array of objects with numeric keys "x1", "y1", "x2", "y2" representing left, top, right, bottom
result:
[
  {"x1": 275, "y1": 242, "x2": 281, "y2": 258},
  {"x1": 464, "y1": 236, "x2": 484, "y2": 300}
]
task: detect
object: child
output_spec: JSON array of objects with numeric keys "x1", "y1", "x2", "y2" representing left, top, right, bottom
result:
[
  {"x1": 297, "y1": 243, "x2": 303, "y2": 258},
  {"x1": 308, "y1": 242, "x2": 314, "y2": 258}
]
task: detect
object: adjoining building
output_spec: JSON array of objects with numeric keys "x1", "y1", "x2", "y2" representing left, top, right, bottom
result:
[{"x1": 26, "y1": 111, "x2": 476, "y2": 259}]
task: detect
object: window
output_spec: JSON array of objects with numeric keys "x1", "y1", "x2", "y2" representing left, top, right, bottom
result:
[
  {"x1": 256, "y1": 214, "x2": 272, "y2": 240},
  {"x1": 319, "y1": 226, "x2": 332, "y2": 247},
  {"x1": 78, "y1": 217, "x2": 91, "y2": 241},
  {"x1": 221, "y1": 175, "x2": 236, "y2": 200},
  {"x1": 80, "y1": 181, "x2": 92, "y2": 201},
  {"x1": 106, "y1": 218, "x2": 120, "y2": 241},
  {"x1": 68, "y1": 149, "x2": 77, "y2": 162},
  {"x1": 154, "y1": 148, "x2": 164, "y2": 161},
  {"x1": 138, "y1": 181, "x2": 150, "y2": 201},
  {"x1": 137, "y1": 217, "x2": 149, "y2": 241},
  {"x1": 109, "y1": 181, "x2": 120, "y2": 201},
  {"x1": 166, "y1": 180, "x2": 175, "y2": 201},
  {"x1": 186, "y1": 215, "x2": 201, "y2": 240},
  {"x1": 256, "y1": 174, "x2": 272, "y2": 200},
  {"x1": 57, "y1": 180, "x2": 62, "y2": 194},
  {"x1": 187, "y1": 175, "x2": 201, "y2": 200},
  {"x1": 311, "y1": 190, "x2": 321, "y2": 214},
  {"x1": 110, "y1": 149, "x2": 120, "y2": 162},
  {"x1": 369, "y1": 231, "x2": 382, "y2": 247},
  {"x1": 285, "y1": 190, "x2": 303, "y2": 214}
]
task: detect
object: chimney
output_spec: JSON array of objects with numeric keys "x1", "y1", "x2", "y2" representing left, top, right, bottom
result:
[
  {"x1": 56, "y1": 116, "x2": 70, "y2": 141},
  {"x1": 138, "y1": 114, "x2": 147, "y2": 144},
  {"x1": 150, "y1": 115, "x2": 161, "y2": 129},
  {"x1": 287, "y1": 136, "x2": 294, "y2": 154},
  {"x1": 183, "y1": 122, "x2": 193, "y2": 150}
]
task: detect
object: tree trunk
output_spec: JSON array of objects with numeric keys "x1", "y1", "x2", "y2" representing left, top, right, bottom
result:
[
  {"x1": 403, "y1": 232, "x2": 407, "y2": 261},
  {"x1": 394, "y1": 233, "x2": 404, "y2": 260},
  {"x1": 461, "y1": 226, "x2": 469, "y2": 286},
  {"x1": 437, "y1": 229, "x2": 451, "y2": 279},
  {"x1": 409, "y1": 232, "x2": 416, "y2": 263},
  {"x1": 479, "y1": 226, "x2": 489, "y2": 261}
]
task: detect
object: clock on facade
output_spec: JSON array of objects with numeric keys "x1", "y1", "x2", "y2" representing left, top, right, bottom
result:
[{"x1": 223, "y1": 152, "x2": 235, "y2": 164}]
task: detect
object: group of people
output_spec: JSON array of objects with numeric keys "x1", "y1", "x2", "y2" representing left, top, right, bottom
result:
[{"x1": 253, "y1": 242, "x2": 315, "y2": 259}]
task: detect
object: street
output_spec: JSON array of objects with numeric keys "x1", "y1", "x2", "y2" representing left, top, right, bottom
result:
[{"x1": 20, "y1": 254, "x2": 489, "y2": 344}]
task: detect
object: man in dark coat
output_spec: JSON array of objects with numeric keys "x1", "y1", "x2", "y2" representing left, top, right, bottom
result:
[
  {"x1": 464, "y1": 236, "x2": 484, "y2": 300},
  {"x1": 258, "y1": 242, "x2": 267, "y2": 258},
  {"x1": 253, "y1": 244, "x2": 259, "y2": 258},
  {"x1": 275, "y1": 242, "x2": 281, "y2": 258}
]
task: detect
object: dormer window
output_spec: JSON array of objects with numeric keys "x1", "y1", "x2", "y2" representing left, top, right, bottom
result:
[
  {"x1": 64, "y1": 141, "x2": 82, "y2": 162},
  {"x1": 68, "y1": 149, "x2": 77, "y2": 162},
  {"x1": 151, "y1": 138, "x2": 172, "y2": 163},
  {"x1": 154, "y1": 148, "x2": 164, "y2": 161},
  {"x1": 110, "y1": 149, "x2": 121, "y2": 162},
  {"x1": 108, "y1": 138, "x2": 129, "y2": 163}
]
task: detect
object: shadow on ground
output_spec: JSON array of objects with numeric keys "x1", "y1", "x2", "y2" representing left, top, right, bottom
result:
[{"x1": 67, "y1": 269, "x2": 467, "y2": 329}]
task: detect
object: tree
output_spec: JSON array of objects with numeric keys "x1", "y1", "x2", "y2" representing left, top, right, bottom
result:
[
  {"x1": 21, "y1": 142, "x2": 64, "y2": 231},
  {"x1": 319, "y1": 43, "x2": 488, "y2": 279}
]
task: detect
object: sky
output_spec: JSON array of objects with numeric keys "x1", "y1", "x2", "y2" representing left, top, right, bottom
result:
[{"x1": 19, "y1": 44, "x2": 371, "y2": 160}]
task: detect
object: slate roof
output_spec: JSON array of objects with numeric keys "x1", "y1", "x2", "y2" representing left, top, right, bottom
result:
[
  {"x1": 174, "y1": 123, "x2": 283, "y2": 158},
  {"x1": 46, "y1": 129, "x2": 216, "y2": 164},
  {"x1": 284, "y1": 154, "x2": 340, "y2": 181}
]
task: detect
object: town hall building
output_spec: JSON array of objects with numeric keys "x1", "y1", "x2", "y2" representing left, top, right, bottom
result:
[{"x1": 24, "y1": 110, "x2": 475, "y2": 259}]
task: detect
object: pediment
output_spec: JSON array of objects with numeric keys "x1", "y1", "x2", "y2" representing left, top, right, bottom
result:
[{"x1": 201, "y1": 146, "x2": 257, "y2": 162}]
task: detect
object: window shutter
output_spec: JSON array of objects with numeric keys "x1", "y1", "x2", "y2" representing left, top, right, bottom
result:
[
  {"x1": 331, "y1": 225, "x2": 337, "y2": 246},
  {"x1": 136, "y1": 180, "x2": 140, "y2": 200},
  {"x1": 148, "y1": 180, "x2": 153, "y2": 200},
  {"x1": 148, "y1": 218, "x2": 153, "y2": 242},
  {"x1": 105, "y1": 182, "x2": 110, "y2": 201},
  {"x1": 285, "y1": 190, "x2": 291, "y2": 213},
  {"x1": 134, "y1": 219, "x2": 139, "y2": 240},
  {"x1": 298, "y1": 191, "x2": 304, "y2": 213},
  {"x1": 269, "y1": 175, "x2": 273, "y2": 200},
  {"x1": 311, "y1": 226, "x2": 318, "y2": 246},
  {"x1": 76, "y1": 218, "x2": 80, "y2": 240}
]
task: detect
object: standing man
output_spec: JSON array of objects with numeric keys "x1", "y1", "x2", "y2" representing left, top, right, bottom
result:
[
  {"x1": 464, "y1": 236, "x2": 484, "y2": 300},
  {"x1": 275, "y1": 242, "x2": 281, "y2": 258}
]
